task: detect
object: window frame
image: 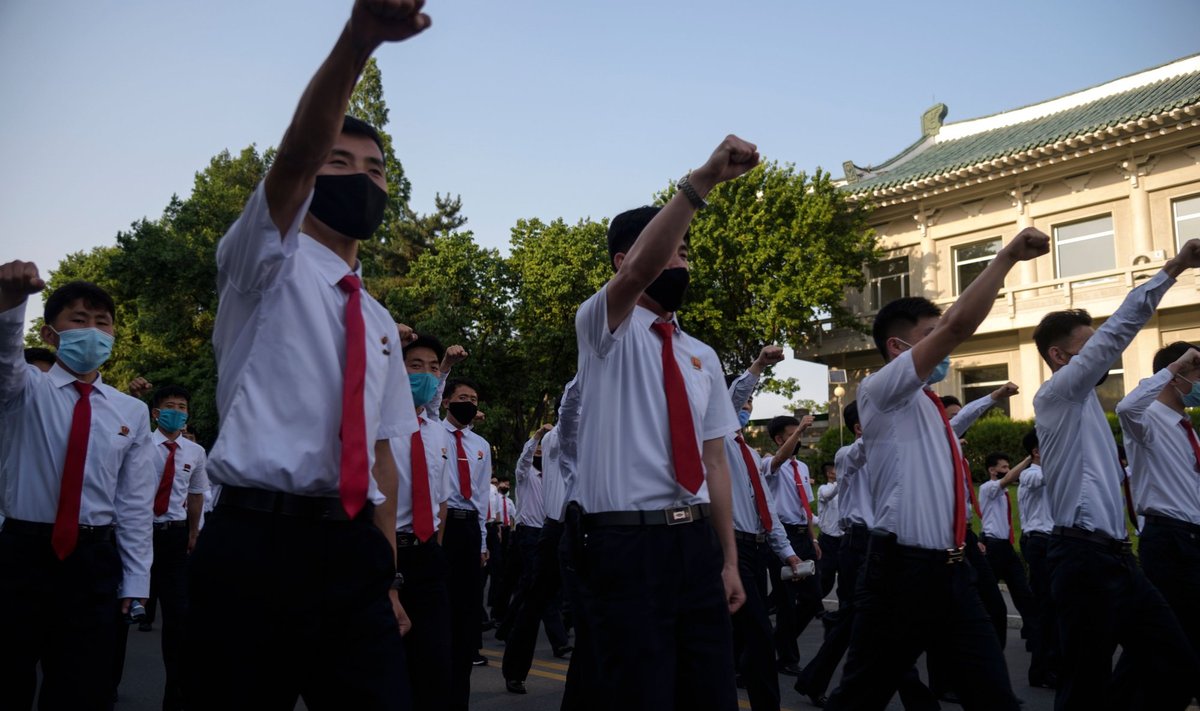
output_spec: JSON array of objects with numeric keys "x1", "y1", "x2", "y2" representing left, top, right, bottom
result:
[
  {"x1": 867, "y1": 256, "x2": 910, "y2": 312},
  {"x1": 1172, "y1": 194, "x2": 1200, "y2": 251},
  {"x1": 1053, "y1": 214, "x2": 1116, "y2": 280},
  {"x1": 952, "y1": 237, "x2": 1003, "y2": 295}
]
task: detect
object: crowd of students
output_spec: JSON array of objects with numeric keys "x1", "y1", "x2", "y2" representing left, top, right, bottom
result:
[{"x1": 2, "y1": 1, "x2": 1200, "y2": 710}]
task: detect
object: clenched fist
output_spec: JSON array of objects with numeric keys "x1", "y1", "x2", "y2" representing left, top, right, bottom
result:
[
  {"x1": 348, "y1": 0, "x2": 431, "y2": 48},
  {"x1": 0, "y1": 260, "x2": 45, "y2": 311},
  {"x1": 1001, "y1": 228, "x2": 1051, "y2": 262},
  {"x1": 689, "y1": 135, "x2": 760, "y2": 195}
]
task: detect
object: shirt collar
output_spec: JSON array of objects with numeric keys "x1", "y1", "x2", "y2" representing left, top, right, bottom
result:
[
  {"x1": 299, "y1": 233, "x2": 364, "y2": 287},
  {"x1": 48, "y1": 363, "x2": 109, "y2": 399},
  {"x1": 152, "y1": 428, "x2": 182, "y2": 446},
  {"x1": 632, "y1": 304, "x2": 679, "y2": 333}
]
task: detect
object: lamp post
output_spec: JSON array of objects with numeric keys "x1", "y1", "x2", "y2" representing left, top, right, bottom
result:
[{"x1": 833, "y1": 384, "x2": 846, "y2": 447}]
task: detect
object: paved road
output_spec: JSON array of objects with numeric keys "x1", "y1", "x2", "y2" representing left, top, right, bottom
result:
[{"x1": 111, "y1": 613, "x2": 1061, "y2": 711}]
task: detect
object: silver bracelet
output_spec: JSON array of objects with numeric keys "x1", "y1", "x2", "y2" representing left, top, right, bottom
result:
[{"x1": 677, "y1": 175, "x2": 708, "y2": 211}]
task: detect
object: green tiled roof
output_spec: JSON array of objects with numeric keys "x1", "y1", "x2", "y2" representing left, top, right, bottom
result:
[{"x1": 847, "y1": 68, "x2": 1200, "y2": 195}]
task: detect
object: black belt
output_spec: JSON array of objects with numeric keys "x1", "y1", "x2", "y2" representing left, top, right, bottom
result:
[
  {"x1": 783, "y1": 523, "x2": 810, "y2": 534},
  {"x1": 153, "y1": 520, "x2": 189, "y2": 531},
  {"x1": 734, "y1": 530, "x2": 767, "y2": 544},
  {"x1": 1, "y1": 518, "x2": 114, "y2": 542},
  {"x1": 217, "y1": 486, "x2": 369, "y2": 522},
  {"x1": 583, "y1": 503, "x2": 710, "y2": 528},
  {"x1": 895, "y1": 543, "x2": 966, "y2": 565},
  {"x1": 1052, "y1": 525, "x2": 1132, "y2": 554},
  {"x1": 395, "y1": 531, "x2": 436, "y2": 548},
  {"x1": 446, "y1": 508, "x2": 478, "y2": 521},
  {"x1": 1021, "y1": 530, "x2": 1050, "y2": 540},
  {"x1": 980, "y1": 534, "x2": 1012, "y2": 545},
  {"x1": 1144, "y1": 514, "x2": 1200, "y2": 535}
]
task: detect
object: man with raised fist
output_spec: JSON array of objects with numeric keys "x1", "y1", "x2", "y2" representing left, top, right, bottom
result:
[
  {"x1": 566, "y1": 135, "x2": 757, "y2": 709},
  {"x1": 0, "y1": 262, "x2": 156, "y2": 709},
  {"x1": 185, "y1": 1, "x2": 430, "y2": 708}
]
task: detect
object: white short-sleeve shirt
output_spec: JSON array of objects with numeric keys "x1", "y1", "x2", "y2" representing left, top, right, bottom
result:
[{"x1": 150, "y1": 429, "x2": 209, "y2": 523}]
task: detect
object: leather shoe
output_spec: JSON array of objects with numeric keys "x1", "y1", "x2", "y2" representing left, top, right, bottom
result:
[
  {"x1": 793, "y1": 676, "x2": 827, "y2": 707},
  {"x1": 1028, "y1": 672, "x2": 1058, "y2": 689},
  {"x1": 505, "y1": 679, "x2": 527, "y2": 694},
  {"x1": 777, "y1": 662, "x2": 802, "y2": 677},
  {"x1": 553, "y1": 645, "x2": 574, "y2": 658},
  {"x1": 472, "y1": 653, "x2": 488, "y2": 667}
]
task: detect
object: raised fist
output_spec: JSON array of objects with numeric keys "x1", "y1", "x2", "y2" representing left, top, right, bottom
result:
[
  {"x1": 1002, "y1": 228, "x2": 1051, "y2": 262},
  {"x1": 1176, "y1": 239, "x2": 1200, "y2": 269},
  {"x1": 128, "y1": 376, "x2": 154, "y2": 400},
  {"x1": 395, "y1": 323, "x2": 417, "y2": 347},
  {"x1": 756, "y1": 345, "x2": 785, "y2": 368},
  {"x1": 991, "y1": 382, "x2": 1019, "y2": 400},
  {"x1": 349, "y1": 0, "x2": 431, "y2": 47},
  {"x1": 1173, "y1": 347, "x2": 1200, "y2": 374},
  {"x1": 691, "y1": 135, "x2": 760, "y2": 192},
  {"x1": 443, "y1": 345, "x2": 468, "y2": 368},
  {"x1": 798, "y1": 414, "x2": 816, "y2": 430},
  {"x1": 0, "y1": 260, "x2": 46, "y2": 309}
]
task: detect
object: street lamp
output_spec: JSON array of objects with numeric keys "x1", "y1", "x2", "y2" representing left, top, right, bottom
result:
[{"x1": 833, "y1": 384, "x2": 846, "y2": 447}]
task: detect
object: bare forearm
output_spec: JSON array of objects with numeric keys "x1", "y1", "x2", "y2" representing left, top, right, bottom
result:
[
  {"x1": 703, "y1": 446, "x2": 739, "y2": 569},
  {"x1": 186, "y1": 494, "x2": 204, "y2": 538}
]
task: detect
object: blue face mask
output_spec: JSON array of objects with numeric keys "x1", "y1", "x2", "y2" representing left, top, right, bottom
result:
[
  {"x1": 738, "y1": 410, "x2": 752, "y2": 428},
  {"x1": 408, "y1": 372, "x2": 440, "y2": 406},
  {"x1": 926, "y1": 356, "x2": 951, "y2": 386},
  {"x1": 52, "y1": 327, "x2": 114, "y2": 374},
  {"x1": 1178, "y1": 376, "x2": 1200, "y2": 408},
  {"x1": 156, "y1": 408, "x2": 188, "y2": 433}
]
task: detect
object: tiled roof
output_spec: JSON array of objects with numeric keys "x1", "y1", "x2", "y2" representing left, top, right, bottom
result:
[{"x1": 846, "y1": 59, "x2": 1200, "y2": 195}]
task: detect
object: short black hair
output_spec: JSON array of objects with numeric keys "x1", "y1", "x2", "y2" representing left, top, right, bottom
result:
[
  {"x1": 405, "y1": 334, "x2": 445, "y2": 364},
  {"x1": 23, "y1": 347, "x2": 55, "y2": 366},
  {"x1": 843, "y1": 401, "x2": 860, "y2": 433},
  {"x1": 767, "y1": 415, "x2": 799, "y2": 441},
  {"x1": 1033, "y1": 309, "x2": 1092, "y2": 364},
  {"x1": 606, "y1": 206, "x2": 689, "y2": 271},
  {"x1": 822, "y1": 462, "x2": 836, "y2": 474},
  {"x1": 940, "y1": 395, "x2": 963, "y2": 410},
  {"x1": 871, "y1": 297, "x2": 942, "y2": 360},
  {"x1": 342, "y1": 115, "x2": 385, "y2": 157},
  {"x1": 151, "y1": 384, "x2": 190, "y2": 409},
  {"x1": 44, "y1": 281, "x2": 115, "y2": 325},
  {"x1": 1021, "y1": 428, "x2": 1038, "y2": 457},
  {"x1": 985, "y1": 452, "x2": 1011, "y2": 469},
  {"x1": 1153, "y1": 340, "x2": 1200, "y2": 373},
  {"x1": 445, "y1": 377, "x2": 480, "y2": 400}
]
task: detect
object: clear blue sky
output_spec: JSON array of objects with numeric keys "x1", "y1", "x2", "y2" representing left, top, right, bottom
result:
[{"x1": 1, "y1": 0, "x2": 1196, "y2": 414}]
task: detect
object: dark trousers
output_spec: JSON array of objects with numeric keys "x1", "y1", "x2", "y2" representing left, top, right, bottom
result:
[
  {"x1": 0, "y1": 527, "x2": 122, "y2": 711},
  {"x1": 442, "y1": 513, "x2": 484, "y2": 711},
  {"x1": 483, "y1": 522, "x2": 508, "y2": 621},
  {"x1": 825, "y1": 534, "x2": 1020, "y2": 711},
  {"x1": 817, "y1": 533, "x2": 841, "y2": 600},
  {"x1": 1019, "y1": 532, "x2": 1057, "y2": 684},
  {"x1": 559, "y1": 509, "x2": 594, "y2": 711},
  {"x1": 1049, "y1": 533, "x2": 1200, "y2": 711},
  {"x1": 113, "y1": 526, "x2": 190, "y2": 709},
  {"x1": 562, "y1": 516, "x2": 736, "y2": 710},
  {"x1": 498, "y1": 523, "x2": 567, "y2": 646},
  {"x1": 502, "y1": 520, "x2": 570, "y2": 682},
  {"x1": 396, "y1": 538, "x2": 452, "y2": 711},
  {"x1": 184, "y1": 505, "x2": 409, "y2": 710},
  {"x1": 982, "y1": 536, "x2": 1039, "y2": 642},
  {"x1": 799, "y1": 528, "x2": 937, "y2": 710},
  {"x1": 771, "y1": 525, "x2": 823, "y2": 666},
  {"x1": 731, "y1": 537, "x2": 780, "y2": 711}
]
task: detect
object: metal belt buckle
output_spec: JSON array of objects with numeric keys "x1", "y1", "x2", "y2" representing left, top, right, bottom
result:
[
  {"x1": 946, "y1": 547, "x2": 965, "y2": 564},
  {"x1": 666, "y1": 506, "x2": 694, "y2": 525}
]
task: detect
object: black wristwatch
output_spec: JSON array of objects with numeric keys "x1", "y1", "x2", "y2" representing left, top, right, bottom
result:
[{"x1": 390, "y1": 572, "x2": 405, "y2": 592}]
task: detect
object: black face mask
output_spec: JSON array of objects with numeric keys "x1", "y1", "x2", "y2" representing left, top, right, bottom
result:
[
  {"x1": 308, "y1": 173, "x2": 388, "y2": 240},
  {"x1": 532, "y1": 455, "x2": 543, "y2": 471},
  {"x1": 644, "y1": 267, "x2": 690, "y2": 313},
  {"x1": 448, "y1": 401, "x2": 478, "y2": 426}
]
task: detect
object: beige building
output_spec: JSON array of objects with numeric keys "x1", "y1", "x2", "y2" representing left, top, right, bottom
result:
[{"x1": 804, "y1": 54, "x2": 1200, "y2": 421}]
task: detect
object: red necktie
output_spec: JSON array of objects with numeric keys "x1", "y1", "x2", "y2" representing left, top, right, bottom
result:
[
  {"x1": 735, "y1": 435, "x2": 772, "y2": 531},
  {"x1": 791, "y1": 461, "x2": 815, "y2": 524},
  {"x1": 1004, "y1": 488, "x2": 1015, "y2": 545},
  {"x1": 410, "y1": 427, "x2": 434, "y2": 542},
  {"x1": 964, "y1": 456, "x2": 982, "y2": 518},
  {"x1": 52, "y1": 381, "x2": 93, "y2": 560},
  {"x1": 502, "y1": 498, "x2": 510, "y2": 527},
  {"x1": 336, "y1": 275, "x2": 368, "y2": 519},
  {"x1": 454, "y1": 430, "x2": 472, "y2": 500},
  {"x1": 923, "y1": 389, "x2": 967, "y2": 548},
  {"x1": 1181, "y1": 418, "x2": 1200, "y2": 473},
  {"x1": 650, "y1": 322, "x2": 703, "y2": 494},
  {"x1": 153, "y1": 441, "x2": 180, "y2": 517}
]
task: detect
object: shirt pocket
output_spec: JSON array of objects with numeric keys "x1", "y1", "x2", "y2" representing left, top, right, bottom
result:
[{"x1": 90, "y1": 430, "x2": 134, "y2": 475}]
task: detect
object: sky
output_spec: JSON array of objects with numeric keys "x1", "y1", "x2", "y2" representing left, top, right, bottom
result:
[{"x1": 1, "y1": 0, "x2": 1197, "y2": 418}]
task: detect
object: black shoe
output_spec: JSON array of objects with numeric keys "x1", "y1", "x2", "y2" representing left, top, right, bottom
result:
[
  {"x1": 1028, "y1": 672, "x2": 1058, "y2": 689},
  {"x1": 472, "y1": 653, "x2": 488, "y2": 666},
  {"x1": 939, "y1": 690, "x2": 962, "y2": 705},
  {"x1": 793, "y1": 676, "x2": 827, "y2": 707},
  {"x1": 505, "y1": 679, "x2": 527, "y2": 694},
  {"x1": 481, "y1": 619, "x2": 496, "y2": 631},
  {"x1": 138, "y1": 621, "x2": 153, "y2": 632},
  {"x1": 735, "y1": 674, "x2": 745, "y2": 689},
  {"x1": 778, "y1": 662, "x2": 802, "y2": 677},
  {"x1": 494, "y1": 628, "x2": 508, "y2": 641},
  {"x1": 553, "y1": 645, "x2": 573, "y2": 658}
]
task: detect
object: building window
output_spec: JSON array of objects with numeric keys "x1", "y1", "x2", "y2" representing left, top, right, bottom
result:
[
  {"x1": 868, "y1": 257, "x2": 909, "y2": 311},
  {"x1": 961, "y1": 364, "x2": 1010, "y2": 417},
  {"x1": 1096, "y1": 357, "x2": 1126, "y2": 414},
  {"x1": 1174, "y1": 195, "x2": 1200, "y2": 251},
  {"x1": 953, "y1": 238, "x2": 1002, "y2": 294},
  {"x1": 1054, "y1": 215, "x2": 1115, "y2": 279}
]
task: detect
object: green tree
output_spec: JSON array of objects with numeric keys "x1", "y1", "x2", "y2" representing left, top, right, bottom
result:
[{"x1": 678, "y1": 162, "x2": 877, "y2": 373}]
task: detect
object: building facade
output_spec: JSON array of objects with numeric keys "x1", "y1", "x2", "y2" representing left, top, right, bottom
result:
[{"x1": 803, "y1": 54, "x2": 1200, "y2": 422}]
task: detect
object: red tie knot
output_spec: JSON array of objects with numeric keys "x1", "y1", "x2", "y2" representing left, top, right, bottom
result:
[
  {"x1": 338, "y1": 274, "x2": 362, "y2": 293},
  {"x1": 735, "y1": 434, "x2": 746, "y2": 444},
  {"x1": 73, "y1": 381, "x2": 93, "y2": 397},
  {"x1": 651, "y1": 321, "x2": 674, "y2": 340},
  {"x1": 165, "y1": 441, "x2": 179, "y2": 452}
]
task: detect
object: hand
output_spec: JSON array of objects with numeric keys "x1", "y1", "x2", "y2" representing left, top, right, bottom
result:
[
  {"x1": 689, "y1": 135, "x2": 760, "y2": 195},
  {"x1": 990, "y1": 381, "x2": 1019, "y2": 401},
  {"x1": 128, "y1": 376, "x2": 153, "y2": 399},
  {"x1": 348, "y1": 0, "x2": 431, "y2": 48},
  {"x1": 977, "y1": 541, "x2": 987, "y2": 555},
  {"x1": 798, "y1": 414, "x2": 816, "y2": 431},
  {"x1": 395, "y1": 323, "x2": 417, "y2": 347},
  {"x1": 473, "y1": 410, "x2": 486, "y2": 424},
  {"x1": 721, "y1": 564, "x2": 746, "y2": 614},
  {"x1": 187, "y1": 533, "x2": 198, "y2": 554},
  {"x1": 1001, "y1": 227, "x2": 1050, "y2": 262},
  {"x1": 785, "y1": 555, "x2": 802, "y2": 577},
  {"x1": 755, "y1": 345, "x2": 785, "y2": 369},
  {"x1": 389, "y1": 589, "x2": 412, "y2": 636},
  {"x1": 536, "y1": 423, "x2": 554, "y2": 439},
  {"x1": 1172, "y1": 347, "x2": 1200, "y2": 375},
  {"x1": 442, "y1": 344, "x2": 468, "y2": 369},
  {"x1": 480, "y1": 551, "x2": 489, "y2": 567},
  {"x1": 811, "y1": 539, "x2": 822, "y2": 561},
  {"x1": 1176, "y1": 239, "x2": 1200, "y2": 269},
  {"x1": 0, "y1": 260, "x2": 45, "y2": 311}
]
